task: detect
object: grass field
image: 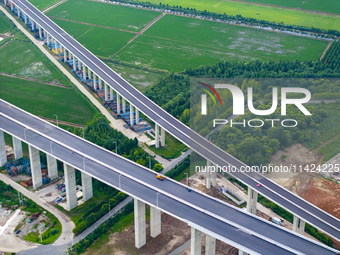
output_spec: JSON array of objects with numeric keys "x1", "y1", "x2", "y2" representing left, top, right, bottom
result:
[
  {"x1": 0, "y1": 75, "x2": 97, "y2": 125},
  {"x1": 318, "y1": 135, "x2": 340, "y2": 162},
  {"x1": 104, "y1": 62, "x2": 165, "y2": 91},
  {"x1": 0, "y1": 40, "x2": 69, "y2": 84},
  {"x1": 238, "y1": 0, "x2": 340, "y2": 14},
  {"x1": 116, "y1": 15, "x2": 328, "y2": 72},
  {"x1": 46, "y1": 0, "x2": 159, "y2": 32},
  {"x1": 30, "y1": 0, "x2": 61, "y2": 11},
  {"x1": 147, "y1": 0, "x2": 340, "y2": 31},
  {"x1": 0, "y1": 13, "x2": 12, "y2": 33}
]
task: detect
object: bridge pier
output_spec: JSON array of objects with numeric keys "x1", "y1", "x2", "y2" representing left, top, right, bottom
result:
[
  {"x1": 93, "y1": 73, "x2": 97, "y2": 90},
  {"x1": 117, "y1": 93, "x2": 121, "y2": 114},
  {"x1": 122, "y1": 98, "x2": 126, "y2": 113},
  {"x1": 72, "y1": 55, "x2": 76, "y2": 71},
  {"x1": 134, "y1": 198, "x2": 146, "y2": 248},
  {"x1": 46, "y1": 154, "x2": 58, "y2": 180},
  {"x1": 110, "y1": 87, "x2": 114, "y2": 100},
  {"x1": 29, "y1": 145, "x2": 42, "y2": 189},
  {"x1": 238, "y1": 250, "x2": 248, "y2": 255},
  {"x1": 130, "y1": 104, "x2": 134, "y2": 126},
  {"x1": 150, "y1": 206, "x2": 161, "y2": 238},
  {"x1": 293, "y1": 216, "x2": 305, "y2": 235},
  {"x1": 155, "y1": 123, "x2": 159, "y2": 148},
  {"x1": 136, "y1": 109, "x2": 139, "y2": 125},
  {"x1": 12, "y1": 137, "x2": 23, "y2": 160},
  {"x1": 104, "y1": 82, "x2": 108, "y2": 101},
  {"x1": 87, "y1": 67, "x2": 91, "y2": 80},
  {"x1": 246, "y1": 188, "x2": 258, "y2": 214},
  {"x1": 99, "y1": 79, "x2": 103, "y2": 90},
  {"x1": 38, "y1": 26, "x2": 42, "y2": 39},
  {"x1": 0, "y1": 130, "x2": 7, "y2": 166},
  {"x1": 205, "y1": 234, "x2": 216, "y2": 255},
  {"x1": 82, "y1": 63, "x2": 86, "y2": 80},
  {"x1": 205, "y1": 161, "x2": 216, "y2": 189},
  {"x1": 64, "y1": 164, "x2": 77, "y2": 210},
  {"x1": 81, "y1": 172, "x2": 93, "y2": 201},
  {"x1": 161, "y1": 127, "x2": 165, "y2": 147},
  {"x1": 191, "y1": 227, "x2": 202, "y2": 255},
  {"x1": 24, "y1": 13, "x2": 27, "y2": 24}
]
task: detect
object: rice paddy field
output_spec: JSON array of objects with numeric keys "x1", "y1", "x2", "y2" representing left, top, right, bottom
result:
[
  {"x1": 46, "y1": 0, "x2": 160, "y2": 32},
  {"x1": 29, "y1": 0, "x2": 60, "y2": 11},
  {"x1": 147, "y1": 0, "x2": 340, "y2": 31},
  {"x1": 0, "y1": 13, "x2": 12, "y2": 33},
  {"x1": 0, "y1": 40, "x2": 69, "y2": 84},
  {"x1": 238, "y1": 0, "x2": 340, "y2": 14},
  {"x1": 0, "y1": 75, "x2": 97, "y2": 125},
  {"x1": 115, "y1": 15, "x2": 328, "y2": 72}
]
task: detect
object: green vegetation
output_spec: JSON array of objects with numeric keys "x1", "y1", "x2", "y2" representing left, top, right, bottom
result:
[
  {"x1": 0, "y1": 40, "x2": 69, "y2": 83},
  {"x1": 318, "y1": 135, "x2": 340, "y2": 162},
  {"x1": 0, "y1": 75, "x2": 97, "y2": 125},
  {"x1": 238, "y1": 0, "x2": 340, "y2": 14},
  {"x1": 68, "y1": 202, "x2": 134, "y2": 254},
  {"x1": 145, "y1": 0, "x2": 340, "y2": 31},
  {"x1": 46, "y1": 0, "x2": 159, "y2": 32},
  {"x1": 0, "y1": 13, "x2": 12, "y2": 33},
  {"x1": 30, "y1": 0, "x2": 61, "y2": 11},
  {"x1": 116, "y1": 15, "x2": 327, "y2": 72},
  {"x1": 0, "y1": 181, "x2": 61, "y2": 244}
]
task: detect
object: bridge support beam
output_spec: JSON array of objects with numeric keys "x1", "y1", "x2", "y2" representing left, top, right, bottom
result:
[
  {"x1": 150, "y1": 206, "x2": 161, "y2": 238},
  {"x1": 99, "y1": 79, "x2": 102, "y2": 90},
  {"x1": 110, "y1": 87, "x2": 114, "y2": 100},
  {"x1": 155, "y1": 124, "x2": 159, "y2": 148},
  {"x1": 0, "y1": 131, "x2": 7, "y2": 166},
  {"x1": 64, "y1": 164, "x2": 77, "y2": 210},
  {"x1": 104, "y1": 82, "x2": 108, "y2": 101},
  {"x1": 93, "y1": 74, "x2": 97, "y2": 90},
  {"x1": 31, "y1": 19, "x2": 34, "y2": 31},
  {"x1": 246, "y1": 188, "x2": 258, "y2": 214},
  {"x1": 205, "y1": 234, "x2": 216, "y2": 255},
  {"x1": 238, "y1": 250, "x2": 248, "y2": 255},
  {"x1": 38, "y1": 26, "x2": 42, "y2": 39},
  {"x1": 87, "y1": 68, "x2": 91, "y2": 80},
  {"x1": 134, "y1": 198, "x2": 146, "y2": 248},
  {"x1": 293, "y1": 216, "x2": 305, "y2": 235},
  {"x1": 136, "y1": 109, "x2": 139, "y2": 125},
  {"x1": 46, "y1": 154, "x2": 58, "y2": 180},
  {"x1": 130, "y1": 104, "x2": 134, "y2": 126},
  {"x1": 81, "y1": 172, "x2": 93, "y2": 201},
  {"x1": 190, "y1": 227, "x2": 202, "y2": 255},
  {"x1": 64, "y1": 47, "x2": 67, "y2": 62},
  {"x1": 13, "y1": 137, "x2": 23, "y2": 160},
  {"x1": 24, "y1": 13, "x2": 27, "y2": 24},
  {"x1": 161, "y1": 128, "x2": 165, "y2": 147},
  {"x1": 206, "y1": 161, "x2": 211, "y2": 189},
  {"x1": 117, "y1": 93, "x2": 121, "y2": 114},
  {"x1": 72, "y1": 55, "x2": 76, "y2": 71},
  {"x1": 29, "y1": 145, "x2": 42, "y2": 189},
  {"x1": 122, "y1": 98, "x2": 126, "y2": 113},
  {"x1": 82, "y1": 63, "x2": 86, "y2": 80}
]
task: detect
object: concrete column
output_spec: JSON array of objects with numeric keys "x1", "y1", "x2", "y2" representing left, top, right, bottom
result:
[
  {"x1": 134, "y1": 198, "x2": 146, "y2": 248},
  {"x1": 63, "y1": 47, "x2": 67, "y2": 62},
  {"x1": 205, "y1": 235, "x2": 216, "y2": 255},
  {"x1": 211, "y1": 166, "x2": 217, "y2": 187},
  {"x1": 117, "y1": 93, "x2": 121, "y2": 114},
  {"x1": 31, "y1": 19, "x2": 34, "y2": 31},
  {"x1": 68, "y1": 50, "x2": 71, "y2": 60},
  {"x1": 122, "y1": 98, "x2": 126, "y2": 113},
  {"x1": 46, "y1": 154, "x2": 58, "y2": 180},
  {"x1": 110, "y1": 87, "x2": 114, "y2": 100},
  {"x1": 64, "y1": 164, "x2": 77, "y2": 210},
  {"x1": 130, "y1": 104, "x2": 134, "y2": 126},
  {"x1": 38, "y1": 26, "x2": 42, "y2": 39},
  {"x1": 93, "y1": 74, "x2": 97, "y2": 90},
  {"x1": 251, "y1": 190, "x2": 258, "y2": 214},
  {"x1": 0, "y1": 131, "x2": 7, "y2": 166},
  {"x1": 82, "y1": 63, "x2": 86, "y2": 80},
  {"x1": 10, "y1": 2, "x2": 13, "y2": 11},
  {"x1": 104, "y1": 83, "x2": 108, "y2": 101},
  {"x1": 46, "y1": 33, "x2": 49, "y2": 45},
  {"x1": 17, "y1": 7, "x2": 20, "y2": 17},
  {"x1": 161, "y1": 128, "x2": 165, "y2": 147},
  {"x1": 4, "y1": 0, "x2": 7, "y2": 6},
  {"x1": 24, "y1": 14, "x2": 27, "y2": 24},
  {"x1": 190, "y1": 227, "x2": 202, "y2": 255},
  {"x1": 298, "y1": 219, "x2": 305, "y2": 235},
  {"x1": 88, "y1": 68, "x2": 91, "y2": 80},
  {"x1": 246, "y1": 188, "x2": 253, "y2": 213},
  {"x1": 238, "y1": 250, "x2": 248, "y2": 255},
  {"x1": 72, "y1": 55, "x2": 76, "y2": 71},
  {"x1": 293, "y1": 215, "x2": 299, "y2": 232},
  {"x1": 81, "y1": 172, "x2": 93, "y2": 201},
  {"x1": 12, "y1": 137, "x2": 23, "y2": 160},
  {"x1": 150, "y1": 207, "x2": 161, "y2": 238},
  {"x1": 155, "y1": 124, "x2": 159, "y2": 148},
  {"x1": 206, "y1": 160, "x2": 211, "y2": 189},
  {"x1": 29, "y1": 145, "x2": 42, "y2": 189},
  {"x1": 99, "y1": 79, "x2": 103, "y2": 90},
  {"x1": 136, "y1": 109, "x2": 139, "y2": 125}
]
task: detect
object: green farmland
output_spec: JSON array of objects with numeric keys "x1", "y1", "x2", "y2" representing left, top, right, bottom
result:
[
  {"x1": 146, "y1": 0, "x2": 340, "y2": 31},
  {"x1": 30, "y1": 0, "x2": 60, "y2": 11},
  {"x1": 116, "y1": 15, "x2": 328, "y2": 72},
  {"x1": 0, "y1": 40, "x2": 69, "y2": 84},
  {"x1": 0, "y1": 75, "x2": 97, "y2": 125},
  {"x1": 238, "y1": 0, "x2": 340, "y2": 14},
  {"x1": 46, "y1": 0, "x2": 159, "y2": 32},
  {"x1": 0, "y1": 13, "x2": 12, "y2": 33}
]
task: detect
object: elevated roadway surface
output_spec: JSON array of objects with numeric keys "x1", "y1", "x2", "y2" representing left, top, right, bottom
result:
[
  {"x1": 0, "y1": 100, "x2": 339, "y2": 255},
  {"x1": 10, "y1": 0, "x2": 340, "y2": 242}
]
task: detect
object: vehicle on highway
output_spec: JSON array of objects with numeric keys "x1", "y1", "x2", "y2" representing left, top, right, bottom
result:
[
  {"x1": 256, "y1": 183, "x2": 262, "y2": 187},
  {"x1": 156, "y1": 174, "x2": 165, "y2": 181},
  {"x1": 15, "y1": 230, "x2": 21, "y2": 234}
]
